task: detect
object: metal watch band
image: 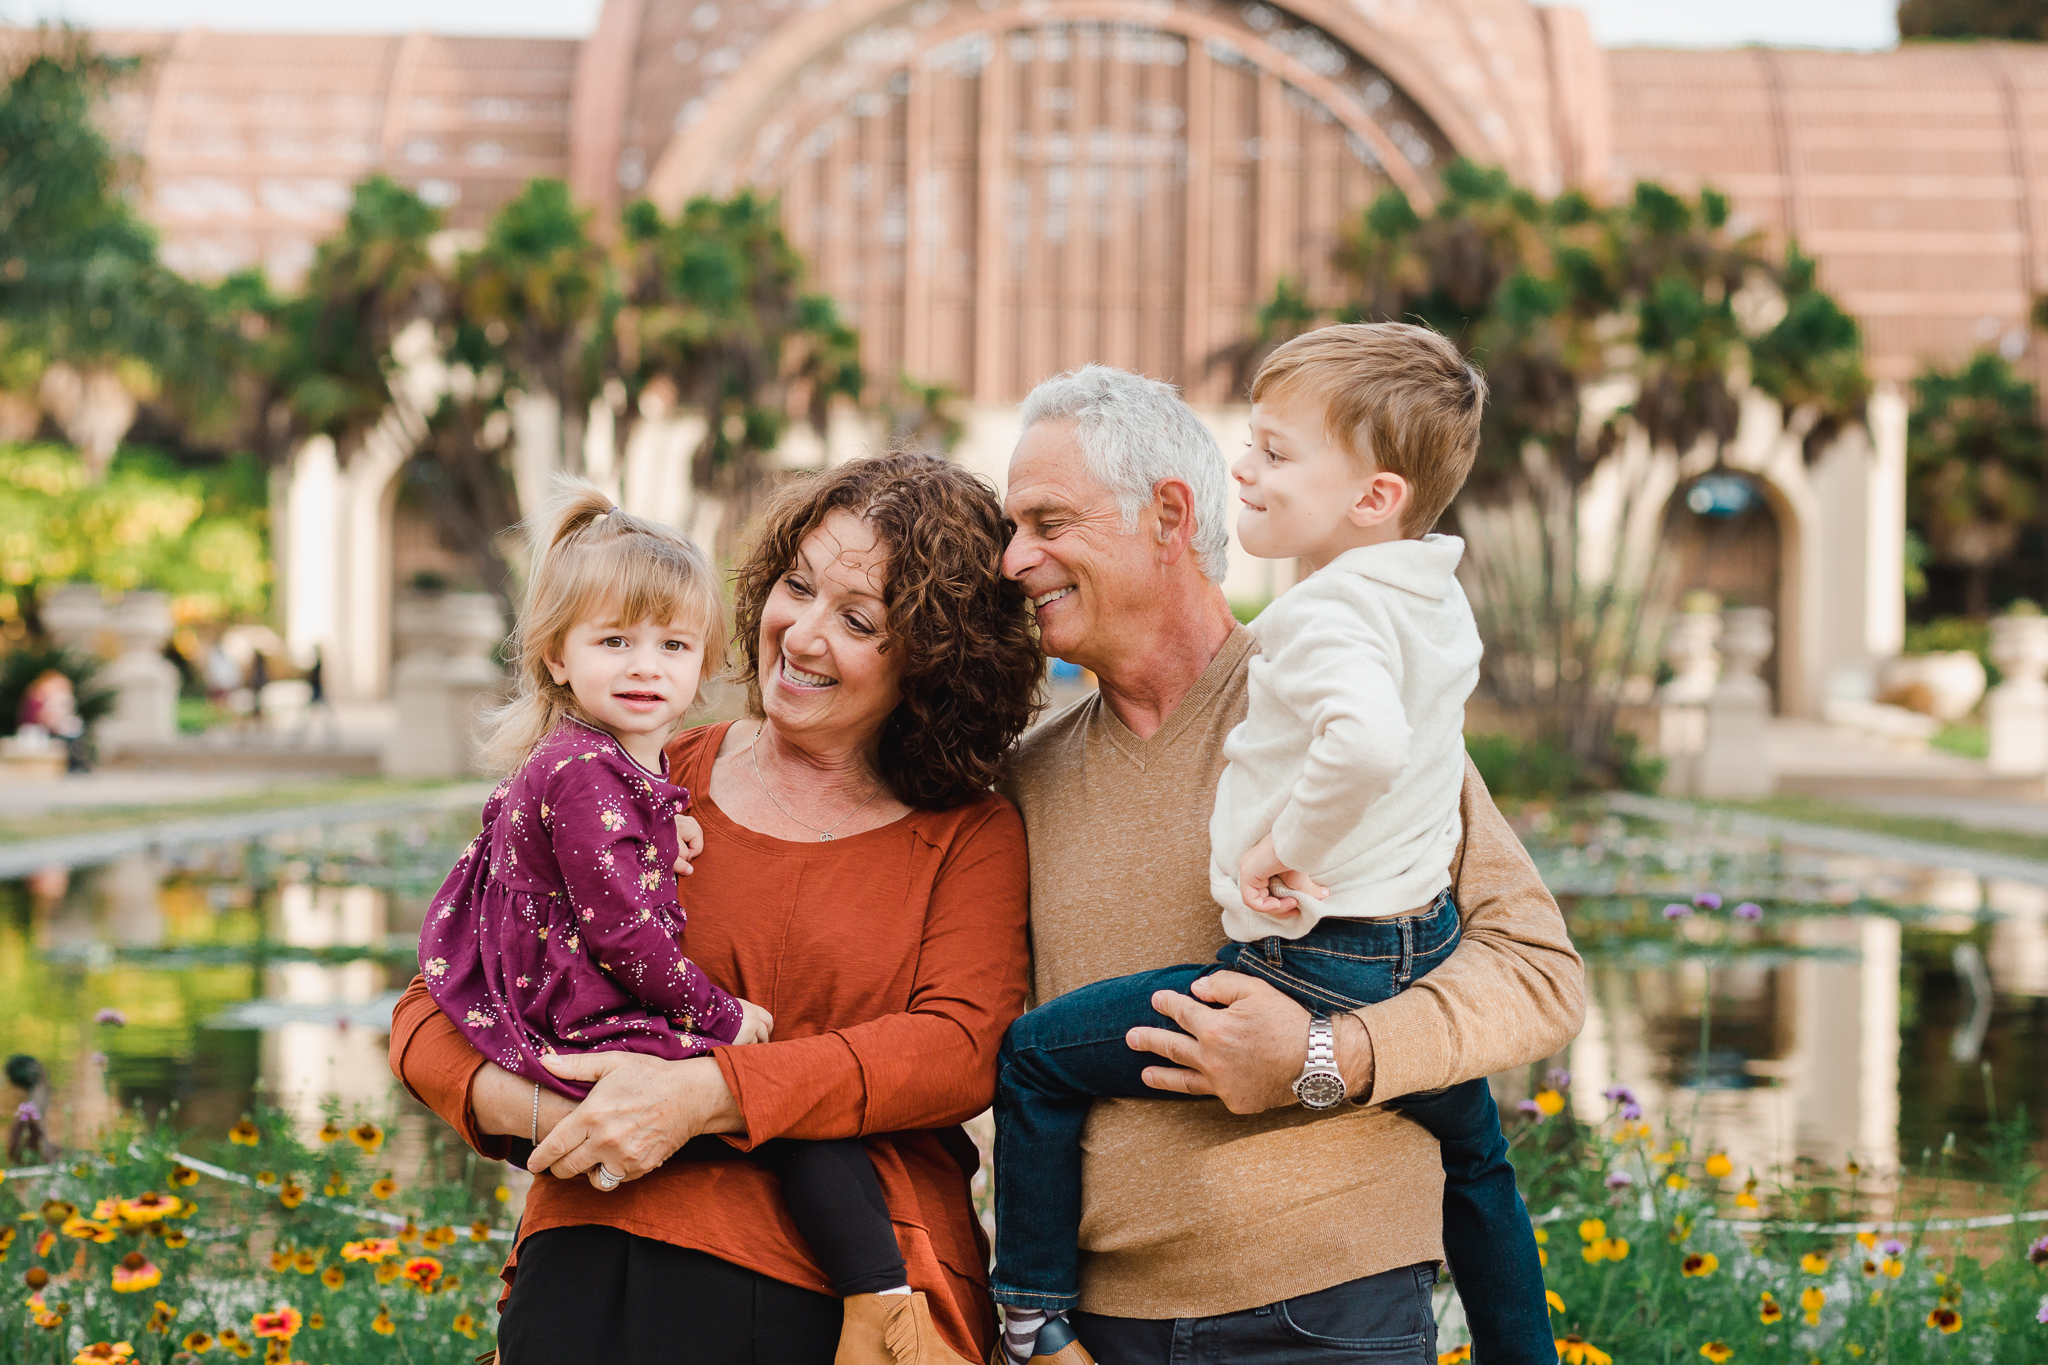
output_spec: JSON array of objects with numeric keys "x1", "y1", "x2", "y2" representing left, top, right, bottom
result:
[
  {"x1": 1293, "y1": 1013, "x2": 1349, "y2": 1109},
  {"x1": 1306, "y1": 1014, "x2": 1336, "y2": 1068}
]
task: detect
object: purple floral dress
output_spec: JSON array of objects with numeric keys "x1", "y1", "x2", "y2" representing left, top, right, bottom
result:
[{"x1": 419, "y1": 717, "x2": 745, "y2": 1098}]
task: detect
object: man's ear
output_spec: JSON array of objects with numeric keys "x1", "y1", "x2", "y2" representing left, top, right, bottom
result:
[
  {"x1": 1152, "y1": 478, "x2": 1196, "y2": 565},
  {"x1": 1350, "y1": 471, "x2": 1411, "y2": 530}
]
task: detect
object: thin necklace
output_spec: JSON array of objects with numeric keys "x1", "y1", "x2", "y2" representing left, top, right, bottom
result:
[{"x1": 749, "y1": 732, "x2": 885, "y2": 840}]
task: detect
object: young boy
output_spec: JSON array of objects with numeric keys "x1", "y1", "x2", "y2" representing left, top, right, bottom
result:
[{"x1": 991, "y1": 323, "x2": 1552, "y2": 1365}]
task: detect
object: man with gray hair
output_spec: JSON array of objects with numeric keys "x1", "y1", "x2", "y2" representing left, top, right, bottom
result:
[{"x1": 998, "y1": 364, "x2": 1582, "y2": 1363}]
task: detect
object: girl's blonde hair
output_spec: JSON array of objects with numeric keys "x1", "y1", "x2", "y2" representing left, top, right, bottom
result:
[{"x1": 482, "y1": 475, "x2": 726, "y2": 774}]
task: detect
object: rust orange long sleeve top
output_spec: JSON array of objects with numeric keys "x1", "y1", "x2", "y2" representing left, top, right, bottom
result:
[{"x1": 389, "y1": 722, "x2": 1030, "y2": 1361}]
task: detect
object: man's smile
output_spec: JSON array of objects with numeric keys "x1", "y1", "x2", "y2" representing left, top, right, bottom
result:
[{"x1": 1032, "y1": 587, "x2": 1076, "y2": 611}]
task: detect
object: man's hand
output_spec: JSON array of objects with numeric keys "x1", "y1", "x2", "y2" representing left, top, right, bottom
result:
[
  {"x1": 528, "y1": 1052, "x2": 742, "y2": 1188},
  {"x1": 1238, "y1": 833, "x2": 1327, "y2": 917},
  {"x1": 1126, "y1": 970, "x2": 1374, "y2": 1113},
  {"x1": 674, "y1": 813, "x2": 705, "y2": 877},
  {"x1": 733, "y1": 998, "x2": 774, "y2": 1046}
]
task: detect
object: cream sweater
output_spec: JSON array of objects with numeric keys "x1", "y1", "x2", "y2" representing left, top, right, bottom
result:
[
  {"x1": 1002, "y1": 627, "x2": 1585, "y2": 1318},
  {"x1": 1211, "y1": 535, "x2": 1482, "y2": 940}
]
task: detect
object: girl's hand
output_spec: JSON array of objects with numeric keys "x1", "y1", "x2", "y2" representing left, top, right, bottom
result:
[
  {"x1": 734, "y1": 998, "x2": 774, "y2": 1045},
  {"x1": 1238, "y1": 833, "x2": 1328, "y2": 917},
  {"x1": 674, "y1": 813, "x2": 705, "y2": 876},
  {"x1": 528, "y1": 1052, "x2": 744, "y2": 1187}
]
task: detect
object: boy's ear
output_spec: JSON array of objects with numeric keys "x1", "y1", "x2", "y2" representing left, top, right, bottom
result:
[{"x1": 1349, "y1": 471, "x2": 1410, "y2": 530}]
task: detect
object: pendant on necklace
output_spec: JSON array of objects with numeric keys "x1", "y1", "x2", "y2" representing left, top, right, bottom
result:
[{"x1": 819, "y1": 833, "x2": 833, "y2": 841}]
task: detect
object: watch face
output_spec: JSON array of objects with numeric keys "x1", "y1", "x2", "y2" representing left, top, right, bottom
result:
[{"x1": 1294, "y1": 1071, "x2": 1348, "y2": 1110}]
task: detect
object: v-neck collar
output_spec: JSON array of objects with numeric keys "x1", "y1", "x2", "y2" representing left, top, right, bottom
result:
[{"x1": 1088, "y1": 625, "x2": 1255, "y2": 771}]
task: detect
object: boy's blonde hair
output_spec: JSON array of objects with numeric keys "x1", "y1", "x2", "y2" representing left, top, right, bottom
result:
[
  {"x1": 481, "y1": 475, "x2": 725, "y2": 774},
  {"x1": 1250, "y1": 322, "x2": 1487, "y2": 536}
]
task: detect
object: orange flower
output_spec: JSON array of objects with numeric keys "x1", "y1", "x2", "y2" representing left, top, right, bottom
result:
[
  {"x1": 1925, "y1": 1307, "x2": 1961, "y2": 1334},
  {"x1": 170, "y1": 1164, "x2": 199, "y2": 1187},
  {"x1": 452, "y1": 1312, "x2": 479, "y2": 1338},
  {"x1": 374, "y1": 1261, "x2": 401, "y2": 1285},
  {"x1": 470, "y1": 1219, "x2": 492, "y2": 1242},
  {"x1": 268, "y1": 1250, "x2": 291, "y2": 1273},
  {"x1": 1554, "y1": 1337, "x2": 1612, "y2": 1365},
  {"x1": 1704, "y1": 1153, "x2": 1733, "y2": 1179},
  {"x1": 402, "y1": 1255, "x2": 443, "y2": 1292},
  {"x1": 254, "y1": 1172, "x2": 277, "y2": 1189},
  {"x1": 116, "y1": 1192, "x2": 181, "y2": 1223},
  {"x1": 341, "y1": 1238, "x2": 398, "y2": 1263},
  {"x1": 307, "y1": 1312, "x2": 323, "y2": 1330},
  {"x1": 228, "y1": 1120, "x2": 259, "y2": 1146},
  {"x1": 163, "y1": 1228, "x2": 190, "y2": 1249},
  {"x1": 277, "y1": 1180, "x2": 305, "y2": 1210},
  {"x1": 111, "y1": 1252, "x2": 162, "y2": 1293},
  {"x1": 1799, "y1": 1252, "x2": 1829, "y2": 1274},
  {"x1": 1800, "y1": 1285, "x2": 1825, "y2": 1325},
  {"x1": 292, "y1": 1250, "x2": 318, "y2": 1275},
  {"x1": 1758, "y1": 1292, "x2": 1783, "y2": 1325},
  {"x1": 371, "y1": 1306, "x2": 396, "y2": 1335},
  {"x1": 370, "y1": 1178, "x2": 397, "y2": 1200},
  {"x1": 251, "y1": 1306, "x2": 302, "y2": 1341},
  {"x1": 321, "y1": 1173, "x2": 348, "y2": 1197},
  {"x1": 320, "y1": 1265, "x2": 345, "y2": 1290},
  {"x1": 71, "y1": 1345, "x2": 134, "y2": 1364},
  {"x1": 1699, "y1": 1344, "x2": 1733, "y2": 1364},
  {"x1": 348, "y1": 1122, "x2": 384, "y2": 1154},
  {"x1": 0, "y1": 1227, "x2": 12, "y2": 1253},
  {"x1": 316, "y1": 1122, "x2": 342, "y2": 1144},
  {"x1": 180, "y1": 1331, "x2": 214, "y2": 1353},
  {"x1": 63, "y1": 1215, "x2": 117, "y2": 1244},
  {"x1": 1681, "y1": 1252, "x2": 1719, "y2": 1278},
  {"x1": 34, "y1": 1230, "x2": 56, "y2": 1256},
  {"x1": 1438, "y1": 1349, "x2": 1472, "y2": 1365},
  {"x1": 29, "y1": 1291, "x2": 65, "y2": 1329}
]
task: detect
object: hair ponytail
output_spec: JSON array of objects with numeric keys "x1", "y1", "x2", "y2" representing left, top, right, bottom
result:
[{"x1": 479, "y1": 475, "x2": 725, "y2": 774}]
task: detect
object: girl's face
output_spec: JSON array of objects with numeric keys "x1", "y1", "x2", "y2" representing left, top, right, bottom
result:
[
  {"x1": 545, "y1": 608, "x2": 708, "y2": 768},
  {"x1": 757, "y1": 511, "x2": 904, "y2": 755}
]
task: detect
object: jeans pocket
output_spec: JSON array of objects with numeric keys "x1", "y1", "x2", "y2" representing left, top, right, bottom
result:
[{"x1": 1265, "y1": 1267, "x2": 1438, "y2": 1361}]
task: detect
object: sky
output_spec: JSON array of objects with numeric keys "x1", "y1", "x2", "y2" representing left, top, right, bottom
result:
[{"x1": 5, "y1": 0, "x2": 1903, "y2": 49}]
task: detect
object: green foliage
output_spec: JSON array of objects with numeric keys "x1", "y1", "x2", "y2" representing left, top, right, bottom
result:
[
  {"x1": 0, "y1": 1104, "x2": 513, "y2": 1363},
  {"x1": 1466, "y1": 731, "x2": 1665, "y2": 799},
  {"x1": 0, "y1": 640, "x2": 113, "y2": 735},
  {"x1": 1906, "y1": 350, "x2": 2046, "y2": 617},
  {"x1": 0, "y1": 442, "x2": 270, "y2": 625},
  {"x1": 1899, "y1": 0, "x2": 2048, "y2": 40}
]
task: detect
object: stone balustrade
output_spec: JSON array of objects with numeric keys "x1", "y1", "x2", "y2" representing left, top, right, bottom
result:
[{"x1": 1987, "y1": 610, "x2": 2048, "y2": 779}]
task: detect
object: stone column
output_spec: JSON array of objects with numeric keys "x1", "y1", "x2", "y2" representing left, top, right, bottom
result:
[
  {"x1": 1656, "y1": 607, "x2": 1721, "y2": 796},
  {"x1": 1986, "y1": 610, "x2": 2048, "y2": 777},
  {"x1": 1696, "y1": 606, "x2": 1777, "y2": 797},
  {"x1": 97, "y1": 591, "x2": 180, "y2": 752},
  {"x1": 40, "y1": 583, "x2": 109, "y2": 654},
  {"x1": 383, "y1": 591, "x2": 507, "y2": 778}
]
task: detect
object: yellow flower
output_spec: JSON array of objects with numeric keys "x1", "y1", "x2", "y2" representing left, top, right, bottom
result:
[
  {"x1": 181, "y1": 1331, "x2": 214, "y2": 1353},
  {"x1": 320, "y1": 1265, "x2": 345, "y2": 1290},
  {"x1": 1856, "y1": 1232, "x2": 1877, "y2": 1250},
  {"x1": 1734, "y1": 1191, "x2": 1760, "y2": 1211},
  {"x1": 228, "y1": 1120, "x2": 260, "y2": 1146},
  {"x1": 470, "y1": 1218, "x2": 493, "y2": 1242},
  {"x1": 348, "y1": 1122, "x2": 384, "y2": 1154},
  {"x1": 1800, "y1": 1285, "x2": 1825, "y2": 1325},
  {"x1": 317, "y1": 1123, "x2": 342, "y2": 1144},
  {"x1": 1533, "y1": 1089, "x2": 1565, "y2": 1116},
  {"x1": 163, "y1": 1228, "x2": 190, "y2": 1249},
  {"x1": 29, "y1": 1290, "x2": 66, "y2": 1330},
  {"x1": 111, "y1": 1252, "x2": 162, "y2": 1292},
  {"x1": 1799, "y1": 1252, "x2": 1829, "y2": 1274},
  {"x1": 1583, "y1": 1237, "x2": 1630, "y2": 1264},
  {"x1": 307, "y1": 1312, "x2": 323, "y2": 1330},
  {"x1": 375, "y1": 1261, "x2": 401, "y2": 1285},
  {"x1": 1759, "y1": 1292, "x2": 1783, "y2": 1324},
  {"x1": 1533, "y1": 1228, "x2": 1548, "y2": 1245},
  {"x1": 453, "y1": 1312, "x2": 479, "y2": 1339},
  {"x1": 1880, "y1": 1257, "x2": 1903, "y2": 1278},
  {"x1": 1438, "y1": 1349, "x2": 1472, "y2": 1365},
  {"x1": 1545, "y1": 1290, "x2": 1565, "y2": 1314},
  {"x1": 254, "y1": 1172, "x2": 277, "y2": 1189},
  {"x1": 1704, "y1": 1153, "x2": 1733, "y2": 1179},
  {"x1": 0, "y1": 1227, "x2": 11, "y2": 1254},
  {"x1": 1577, "y1": 1219, "x2": 1606, "y2": 1244},
  {"x1": 170, "y1": 1165, "x2": 199, "y2": 1187},
  {"x1": 1653, "y1": 1147, "x2": 1677, "y2": 1166},
  {"x1": 1538, "y1": 1247, "x2": 1547, "y2": 1267},
  {"x1": 342, "y1": 1237, "x2": 399, "y2": 1263},
  {"x1": 370, "y1": 1178, "x2": 397, "y2": 1200},
  {"x1": 322, "y1": 1173, "x2": 347, "y2": 1197},
  {"x1": 293, "y1": 1249, "x2": 319, "y2": 1274},
  {"x1": 277, "y1": 1180, "x2": 305, "y2": 1210},
  {"x1": 494, "y1": 1184, "x2": 511, "y2": 1203},
  {"x1": 1681, "y1": 1252, "x2": 1719, "y2": 1277},
  {"x1": 1554, "y1": 1336, "x2": 1612, "y2": 1365},
  {"x1": 371, "y1": 1306, "x2": 396, "y2": 1336},
  {"x1": 1666, "y1": 1173, "x2": 1690, "y2": 1190},
  {"x1": 1925, "y1": 1307, "x2": 1961, "y2": 1334},
  {"x1": 63, "y1": 1215, "x2": 117, "y2": 1243},
  {"x1": 1846, "y1": 1345, "x2": 1864, "y2": 1358},
  {"x1": 402, "y1": 1255, "x2": 444, "y2": 1292},
  {"x1": 1699, "y1": 1343, "x2": 1733, "y2": 1363},
  {"x1": 268, "y1": 1250, "x2": 291, "y2": 1273}
]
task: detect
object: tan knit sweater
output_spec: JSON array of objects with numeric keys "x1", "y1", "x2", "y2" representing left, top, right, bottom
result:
[{"x1": 1004, "y1": 625, "x2": 1585, "y2": 1319}]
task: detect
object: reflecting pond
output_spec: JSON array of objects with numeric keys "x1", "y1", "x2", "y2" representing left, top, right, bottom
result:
[{"x1": 2, "y1": 800, "x2": 2044, "y2": 1187}]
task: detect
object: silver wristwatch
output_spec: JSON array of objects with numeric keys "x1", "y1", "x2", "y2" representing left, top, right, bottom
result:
[{"x1": 1292, "y1": 1013, "x2": 1349, "y2": 1110}]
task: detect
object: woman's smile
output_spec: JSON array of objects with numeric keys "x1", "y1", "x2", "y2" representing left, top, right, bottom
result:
[{"x1": 778, "y1": 656, "x2": 837, "y2": 690}]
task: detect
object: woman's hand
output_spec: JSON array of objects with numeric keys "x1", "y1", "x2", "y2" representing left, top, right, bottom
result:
[{"x1": 527, "y1": 1052, "x2": 745, "y2": 1187}]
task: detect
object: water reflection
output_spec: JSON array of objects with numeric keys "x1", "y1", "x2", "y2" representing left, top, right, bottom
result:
[{"x1": 1, "y1": 804, "x2": 2043, "y2": 1188}]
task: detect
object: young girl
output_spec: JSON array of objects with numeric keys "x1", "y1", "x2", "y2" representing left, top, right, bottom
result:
[{"x1": 420, "y1": 478, "x2": 928, "y2": 1365}]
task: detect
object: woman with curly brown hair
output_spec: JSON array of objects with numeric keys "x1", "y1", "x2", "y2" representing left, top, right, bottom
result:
[{"x1": 389, "y1": 452, "x2": 1042, "y2": 1365}]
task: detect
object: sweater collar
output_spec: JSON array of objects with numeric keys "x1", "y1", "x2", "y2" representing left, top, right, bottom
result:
[
  {"x1": 1091, "y1": 624, "x2": 1256, "y2": 768},
  {"x1": 1317, "y1": 534, "x2": 1465, "y2": 600}
]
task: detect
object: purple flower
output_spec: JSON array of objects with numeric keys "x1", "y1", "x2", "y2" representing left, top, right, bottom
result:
[
  {"x1": 1604, "y1": 1170, "x2": 1635, "y2": 1189},
  {"x1": 1603, "y1": 1085, "x2": 1637, "y2": 1105},
  {"x1": 2029, "y1": 1234, "x2": 2048, "y2": 1265},
  {"x1": 1693, "y1": 892, "x2": 1723, "y2": 910},
  {"x1": 15, "y1": 1101, "x2": 40, "y2": 1122},
  {"x1": 1516, "y1": 1099, "x2": 1544, "y2": 1117},
  {"x1": 1621, "y1": 1102, "x2": 1644, "y2": 1121},
  {"x1": 94, "y1": 1007, "x2": 127, "y2": 1026},
  {"x1": 1884, "y1": 1238, "x2": 1908, "y2": 1258},
  {"x1": 1663, "y1": 903, "x2": 1692, "y2": 920},
  {"x1": 1735, "y1": 902, "x2": 1763, "y2": 922},
  {"x1": 1547, "y1": 1068, "x2": 1572, "y2": 1090},
  {"x1": 2038, "y1": 1296, "x2": 2048, "y2": 1325},
  {"x1": 90, "y1": 1051, "x2": 107, "y2": 1068}
]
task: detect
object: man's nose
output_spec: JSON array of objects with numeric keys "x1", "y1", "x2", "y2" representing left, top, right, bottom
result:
[{"x1": 1002, "y1": 532, "x2": 1040, "y2": 581}]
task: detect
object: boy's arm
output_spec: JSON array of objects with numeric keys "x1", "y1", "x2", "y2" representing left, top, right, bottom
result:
[
  {"x1": 1263, "y1": 611, "x2": 1411, "y2": 878},
  {"x1": 551, "y1": 759, "x2": 746, "y2": 1044}
]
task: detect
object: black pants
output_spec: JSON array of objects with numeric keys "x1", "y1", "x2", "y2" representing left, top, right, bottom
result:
[
  {"x1": 500, "y1": 1224, "x2": 843, "y2": 1365},
  {"x1": 1073, "y1": 1263, "x2": 1441, "y2": 1365}
]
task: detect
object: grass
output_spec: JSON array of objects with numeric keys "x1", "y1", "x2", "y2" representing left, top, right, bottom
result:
[
  {"x1": 1933, "y1": 723, "x2": 1990, "y2": 760},
  {"x1": 1693, "y1": 794, "x2": 2048, "y2": 867},
  {"x1": 0, "y1": 775, "x2": 476, "y2": 845}
]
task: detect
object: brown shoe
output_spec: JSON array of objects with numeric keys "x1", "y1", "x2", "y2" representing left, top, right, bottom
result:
[
  {"x1": 1026, "y1": 1316, "x2": 1096, "y2": 1365},
  {"x1": 836, "y1": 1291, "x2": 983, "y2": 1365}
]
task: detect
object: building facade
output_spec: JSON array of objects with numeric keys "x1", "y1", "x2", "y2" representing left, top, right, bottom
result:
[{"x1": 28, "y1": 2, "x2": 2047, "y2": 716}]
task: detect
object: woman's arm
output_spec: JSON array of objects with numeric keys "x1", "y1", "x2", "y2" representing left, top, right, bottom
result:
[
  {"x1": 388, "y1": 977, "x2": 517, "y2": 1159},
  {"x1": 713, "y1": 801, "x2": 1031, "y2": 1147}
]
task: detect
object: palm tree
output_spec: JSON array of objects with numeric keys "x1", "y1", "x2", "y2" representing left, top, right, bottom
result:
[{"x1": 1906, "y1": 351, "x2": 2045, "y2": 618}]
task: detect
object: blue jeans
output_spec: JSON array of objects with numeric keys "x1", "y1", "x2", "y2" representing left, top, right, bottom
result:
[
  {"x1": 1073, "y1": 1263, "x2": 1440, "y2": 1365},
  {"x1": 992, "y1": 892, "x2": 1554, "y2": 1365}
]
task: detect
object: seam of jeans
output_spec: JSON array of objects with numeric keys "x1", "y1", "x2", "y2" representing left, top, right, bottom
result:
[{"x1": 1232, "y1": 954, "x2": 1374, "y2": 1012}]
